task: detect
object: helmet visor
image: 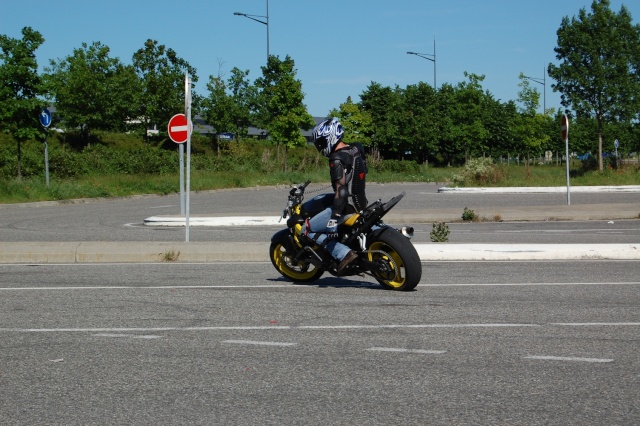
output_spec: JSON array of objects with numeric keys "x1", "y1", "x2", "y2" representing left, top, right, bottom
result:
[{"x1": 314, "y1": 136, "x2": 328, "y2": 153}]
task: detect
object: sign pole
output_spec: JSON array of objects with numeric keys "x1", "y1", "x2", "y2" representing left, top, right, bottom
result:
[
  {"x1": 179, "y1": 144, "x2": 185, "y2": 215},
  {"x1": 562, "y1": 114, "x2": 571, "y2": 205},
  {"x1": 185, "y1": 71, "x2": 192, "y2": 243},
  {"x1": 44, "y1": 133, "x2": 50, "y2": 188},
  {"x1": 39, "y1": 109, "x2": 52, "y2": 187}
]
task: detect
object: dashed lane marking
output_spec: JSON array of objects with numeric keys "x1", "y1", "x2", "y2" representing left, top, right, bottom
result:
[
  {"x1": 367, "y1": 347, "x2": 446, "y2": 354},
  {"x1": 223, "y1": 340, "x2": 296, "y2": 347},
  {"x1": 524, "y1": 355, "x2": 614, "y2": 363}
]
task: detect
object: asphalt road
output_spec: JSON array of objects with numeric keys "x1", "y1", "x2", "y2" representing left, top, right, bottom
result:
[
  {"x1": 1, "y1": 261, "x2": 639, "y2": 425},
  {"x1": 1, "y1": 183, "x2": 639, "y2": 243}
]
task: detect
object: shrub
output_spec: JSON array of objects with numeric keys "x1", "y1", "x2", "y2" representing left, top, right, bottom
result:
[
  {"x1": 430, "y1": 222, "x2": 450, "y2": 242},
  {"x1": 462, "y1": 207, "x2": 477, "y2": 221},
  {"x1": 452, "y1": 157, "x2": 504, "y2": 186}
]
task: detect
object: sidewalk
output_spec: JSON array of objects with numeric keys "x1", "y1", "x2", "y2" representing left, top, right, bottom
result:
[{"x1": 1, "y1": 242, "x2": 638, "y2": 264}]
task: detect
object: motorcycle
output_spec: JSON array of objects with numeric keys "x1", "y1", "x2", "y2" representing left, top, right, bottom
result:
[{"x1": 269, "y1": 180, "x2": 422, "y2": 291}]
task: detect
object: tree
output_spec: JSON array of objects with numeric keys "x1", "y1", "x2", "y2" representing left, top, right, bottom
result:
[
  {"x1": 329, "y1": 96, "x2": 373, "y2": 148},
  {"x1": 514, "y1": 74, "x2": 551, "y2": 161},
  {"x1": 254, "y1": 55, "x2": 314, "y2": 170},
  {"x1": 398, "y1": 82, "x2": 439, "y2": 162},
  {"x1": 450, "y1": 72, "x2": 491, "y2": 164},
  {"x1": 202, "y1": 74, "x2": 234, "y2": 148},
  {"x1": 0, "y1": 27, "x2": 45, "y2": 177},
  {"x1": 45, "y1": 41, "x2": 140, "y2": 143},
  {"x1": 359, "y1": 82, "x2": 402, "y2": 156},
  {"x1": 226, "y1": 67, "x2": 258, "y2": 139},
  {"x1": 548, "y1": 0, "x2": 640, "y2": 171},
  {"x1": 132, "y1": 39, "x2": 198, "y2": 142}
]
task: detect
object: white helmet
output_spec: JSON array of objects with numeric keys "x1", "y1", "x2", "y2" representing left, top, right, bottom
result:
[{"x1": 312, "y1": 118, "x2": 344, "y2": 157}]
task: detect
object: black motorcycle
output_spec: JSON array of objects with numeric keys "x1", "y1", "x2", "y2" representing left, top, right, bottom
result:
[{"x1": 270, "y1": 181, "x2": 422, "y2": 291}]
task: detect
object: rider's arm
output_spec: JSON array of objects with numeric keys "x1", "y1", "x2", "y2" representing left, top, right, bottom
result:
[{"x1": 330, "y1": 158, "x2": 348, "y2": 218}]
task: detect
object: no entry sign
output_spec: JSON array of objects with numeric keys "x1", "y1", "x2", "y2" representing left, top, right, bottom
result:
[{"x1": 168, "y1": 113, "x2": 190, "y2": 143}]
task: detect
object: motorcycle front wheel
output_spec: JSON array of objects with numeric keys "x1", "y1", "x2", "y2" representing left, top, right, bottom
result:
[
  {"x1": 368, "y1": 228, "x2": 422, "y2": 291},
  {"x1": 270, "y1": 241, "x2": 324, "y2": 282}
]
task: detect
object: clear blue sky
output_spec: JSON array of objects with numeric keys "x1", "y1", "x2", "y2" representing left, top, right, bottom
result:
[{"x1": 2, "y1": 0, "x2": 638, "y2": 117}]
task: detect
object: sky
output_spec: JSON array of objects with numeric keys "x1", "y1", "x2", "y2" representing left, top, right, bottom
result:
[{"x1": 2, "y1": 0, "x2": 638, "y2": 117}]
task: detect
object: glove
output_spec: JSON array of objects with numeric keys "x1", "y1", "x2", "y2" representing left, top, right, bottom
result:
[{"x1": 326, "y1": 218, "x2": 338, "y2": 238}]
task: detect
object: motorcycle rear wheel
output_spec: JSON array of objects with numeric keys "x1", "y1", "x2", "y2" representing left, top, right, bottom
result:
[
  {"x1": 270, "y1": 242, "x2": 324, "y2": 282},
  {"x1": 368, "y1": 229, "x2": 422, "y2": 291}
]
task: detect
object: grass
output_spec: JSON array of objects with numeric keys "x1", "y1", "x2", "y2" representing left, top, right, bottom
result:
[{"x1": 0, "y1": 163, "x2": 638, "y2": 205}]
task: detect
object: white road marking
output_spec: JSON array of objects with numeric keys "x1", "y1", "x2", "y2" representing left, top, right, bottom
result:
[
  {"x1": 551, "y1": 322, "x2": 640, "y2": 326},
  {"x1": 0, "y1": 324, "x2": 538, "y2": 333},
  {"x1": 525, "y1": 355, "x2": 613, "y2": 363},
  {"x1": 1, "y1": 282, "x2": 638, "y2": 291},
  {"x1": 367, "y1": 347, "x2": 446, "y2": 354},
  {"x1": 3, "y1": 322, "x2": 638, "y2": 334},
  {"x1": 93, "y1": 333, "x2": 163, "y2": 339},
  {"x1": 299, "y1": 324, "x2": 539, "y2": 329},
  {"x1": 223, "y1": 340, "x2": 296, "y2": 347},
  {"x1": 419, "y1": 282, "x2": 640, "y2": 287},
  {"x1": 0, "y1": 285, "x2": 296, "y2": 291}
]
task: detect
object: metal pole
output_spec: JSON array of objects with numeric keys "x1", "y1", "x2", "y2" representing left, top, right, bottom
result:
[
  {"x1": 565, "y1": 136, "x2": 571, "y2": 205},
  {"x1": 266, "y1": 0, "x2": 270, "y2": 60},
  {"x1": 179, "y1": 144, "x2": 184, "y2": 215},
  {"x1": 433, "y1": 37, "x2": 436, "y2": 89},
  {"x1": 185, "y1": 71, "x2": 191, "y2": 242},
  {"x1": 543, "y1": 66, "x2": 546, "y2": 114},
  {"x1": 44, "y1": 134, "x2": 50, "y2": 188}
]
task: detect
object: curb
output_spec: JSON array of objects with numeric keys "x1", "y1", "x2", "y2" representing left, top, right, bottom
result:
[
  {"x1": 437, "y1": 185, "x2": 640, "y2": 193},
  {"x1": 1, "y1": 242, "x2": 638, "y2": 264}
]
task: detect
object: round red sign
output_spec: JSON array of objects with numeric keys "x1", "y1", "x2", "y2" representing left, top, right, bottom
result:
[{"x1": 168, "y1": 113, "x2": 189, "y2": 143}]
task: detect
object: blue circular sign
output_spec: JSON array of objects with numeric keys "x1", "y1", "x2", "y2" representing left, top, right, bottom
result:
[{"x1": 39, "y1": 108, "x2": 52, "y2": 128}]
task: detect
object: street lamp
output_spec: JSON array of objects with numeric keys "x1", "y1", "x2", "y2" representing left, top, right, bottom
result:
[
  {"x1": 523, "y1": 68, "x2": 546, "y2": 114},
  {"x1": 407, "y1": 38, "x2": 436, "y2": 88},
  {"x1": 234, "y1": 0, "x2": 270, "y2": 62}
]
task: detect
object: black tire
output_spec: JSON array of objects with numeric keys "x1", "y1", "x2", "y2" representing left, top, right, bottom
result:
[
  {"x1": 367, "y1": 228, "x2": 422, "y2": 291},
  {"x1": 269, "y1": 241, "x2": 324, "y2": 282}
]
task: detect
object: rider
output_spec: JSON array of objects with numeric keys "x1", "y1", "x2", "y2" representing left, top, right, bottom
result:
[{"x1": 305, "y1": 117, "x2": 368, "y2": 274}]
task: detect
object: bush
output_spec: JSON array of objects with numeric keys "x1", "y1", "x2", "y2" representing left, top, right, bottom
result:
[
  {"x1": 430, "y1": 222, "x2": 450, "y2": 242},
  {"x1": 462, "y1": 207, "x2": 477, "y2": 221},
  {"x1": 452, "y1": 157, "x2": 504, "y2": 186}
]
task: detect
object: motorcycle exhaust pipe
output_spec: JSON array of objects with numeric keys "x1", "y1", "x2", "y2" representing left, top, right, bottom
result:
[{"x1": 400, "y1": 226, "x2": 414, "y2": 239}]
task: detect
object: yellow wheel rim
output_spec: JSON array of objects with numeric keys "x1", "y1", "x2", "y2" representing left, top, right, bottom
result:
[
  {"x1": 368, "y1": 241, "x2": 406, "y2": 288},
  {"x1": 272, "y1": 244, "x2": 320, "y2": 281}
]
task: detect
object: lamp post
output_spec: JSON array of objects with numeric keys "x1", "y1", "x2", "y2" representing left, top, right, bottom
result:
[
  {"x1": 407, "y1": 38, "x2": 436, "y2": 88},
  {"x1": 523, "y1": 68, "x2": 546, "y2": 114},
  {"x1": 234, "y1": 0, "x2": 270, "y2": 62}
]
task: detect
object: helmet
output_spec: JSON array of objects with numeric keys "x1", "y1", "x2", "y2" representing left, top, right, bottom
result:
[{"x1": 312, "y1": 118, "x2": 344, "y2": 157}]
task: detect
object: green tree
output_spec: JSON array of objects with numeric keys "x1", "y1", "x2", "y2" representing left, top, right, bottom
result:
[
  {"x1": 359, "y1": 82, "x2": 402, "y2": 156},
  {"x1": 226, "y1": 67, "x2": 258, "y2": 139},
  {"x1": 398, "y1": 82, "x2": 439, "y2": 162},
  {"x1": 548, "y1": 0, "x2": 640, "y2": 171},
  {"x1": 0, "y1": 27, "x2": 46, "y2": 177},
  {"x1": 132, "y1": 39, "x2": 198, "y2": 142},
  {"x1": 202, "y1": 74, "x2": 234, "y2": 148},
  {"x1": 254, "y1": 55, "x2": 314, "y2": 171},
  {"x1": 514, "y1": 74, "x2": 551, "y2": 161},
  {"x1": 329, "y1": 96, "x2": 372, "y2": 147},
  {"x1": 450, "y1": 72, "x2": 491, "y2": 164},
  {"x1": 45, "y1": 41, "x2": 140, "y2": 143}
]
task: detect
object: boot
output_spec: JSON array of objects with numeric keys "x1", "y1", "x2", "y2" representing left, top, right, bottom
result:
[{"x1": 337, "y1": 250, "x2": 358, "y2": 275}]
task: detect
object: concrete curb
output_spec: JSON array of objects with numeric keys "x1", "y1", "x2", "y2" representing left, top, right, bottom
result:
[
  {"x1": 438, "y1": 185, "x2": 640, "y2": 193},
  {"x1": 144, "y1": 202, "x2": 640, "y2": 227},
  {"x1": 1, "y1": 242, "x2": 638, "y2": 264}
]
